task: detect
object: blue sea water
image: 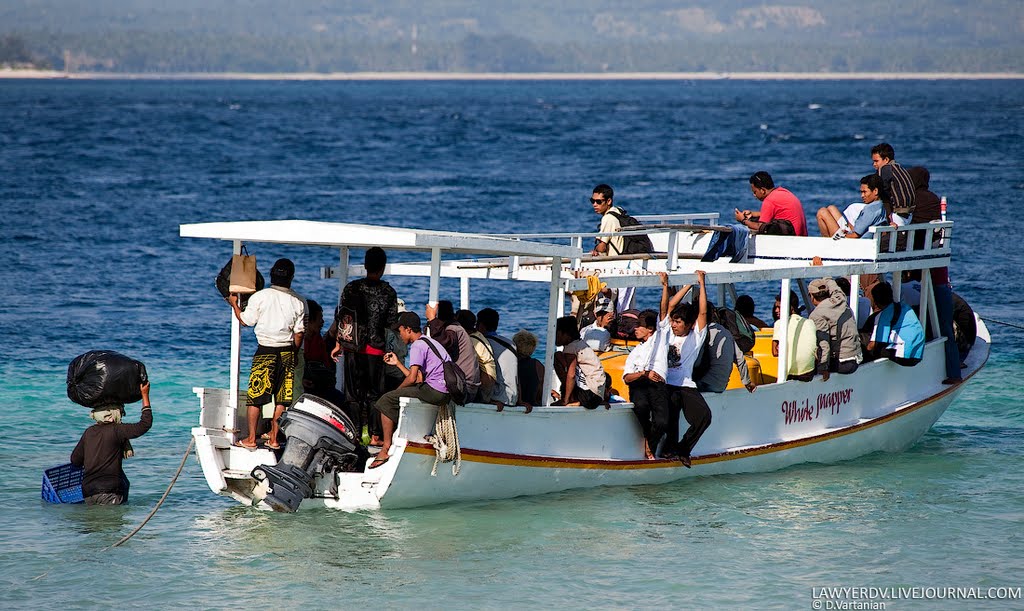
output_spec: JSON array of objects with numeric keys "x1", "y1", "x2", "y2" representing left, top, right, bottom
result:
[{"x1": 1, "y1": 79, "x2": 1023, "y2": 609}]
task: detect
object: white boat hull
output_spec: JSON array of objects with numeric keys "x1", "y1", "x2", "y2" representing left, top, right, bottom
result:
[{"x1": 192, "y1": 320, "x2": 989, "y2": 511}]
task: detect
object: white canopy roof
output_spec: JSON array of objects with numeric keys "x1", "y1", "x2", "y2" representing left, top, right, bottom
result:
[{"x1": 179, "y1": 220, "x2": 581, "y2": 259}]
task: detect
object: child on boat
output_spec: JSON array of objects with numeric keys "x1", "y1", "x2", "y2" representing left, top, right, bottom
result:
[{"x1": 552, "y1": 317, "x2": 608, "y2": 409}]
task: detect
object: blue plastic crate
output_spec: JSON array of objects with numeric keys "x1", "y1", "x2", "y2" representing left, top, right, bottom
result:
[{"x1": 42, "y1": 463, "x2": 84, "y2": 504}]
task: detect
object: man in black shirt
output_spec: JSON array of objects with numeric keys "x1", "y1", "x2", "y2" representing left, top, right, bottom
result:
[{"x1": 70, "y1": 382, "x2": 153, "y2": 505}]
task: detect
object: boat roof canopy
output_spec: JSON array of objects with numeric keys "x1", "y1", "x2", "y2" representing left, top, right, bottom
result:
[{"x1": 179, "y1": 220, "x2": 581, "y2": 259}]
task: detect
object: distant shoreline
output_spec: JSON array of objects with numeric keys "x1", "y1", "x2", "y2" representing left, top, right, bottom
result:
[{"x1": 2, "y1": 69, "x2": 1023, "y2": 81}]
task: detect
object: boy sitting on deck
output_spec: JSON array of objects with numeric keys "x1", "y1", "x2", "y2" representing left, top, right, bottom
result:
[
  {"x1": 865, "y1": 282, "x2": 925, "y2": 367},
  {"x1": 372, "y1": 312, "x2": 451, "y2": 470},
  {"x1": 552, "y1": 316, "x2": 608, "y2": 409}
]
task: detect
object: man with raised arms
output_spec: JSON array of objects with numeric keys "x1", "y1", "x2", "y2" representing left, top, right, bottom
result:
[{"x1": 657, "y1": 270, "x2": 712, "y2": 468}]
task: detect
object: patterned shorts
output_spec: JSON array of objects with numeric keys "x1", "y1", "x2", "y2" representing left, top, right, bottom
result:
[{"x1": 247, "y1": 345, "x2": 297, "y2": 407}]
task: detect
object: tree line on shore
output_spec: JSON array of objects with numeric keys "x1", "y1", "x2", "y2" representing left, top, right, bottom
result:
[{"x1": 3, "y1": 31, "x2": 1021, "y2": 74}]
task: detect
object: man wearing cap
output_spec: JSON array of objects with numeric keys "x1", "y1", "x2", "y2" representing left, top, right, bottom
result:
[
  {"x1": 229, "y1": 258, "x2": 307, "y2": 450},
  {"x1": 372, "y1": 311, "x2": 451, "y2": 469},
  {"x1": 808, "y1": 278, "x2": 862, "y2": 379},
  {"x1": 580, "y1": 294, "x2": 615, "y2": 352}
]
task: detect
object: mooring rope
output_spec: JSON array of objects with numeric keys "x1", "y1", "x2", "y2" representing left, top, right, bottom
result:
[
  {"x1": 981, "y1": 316, "x2": 1024, "y2": 331},
  {"x1": 425, "y1": 402, "x2": 461, "y2": 477},
  {"x1": 106, "y1": 437, "x2": 195, "y2": 550}
]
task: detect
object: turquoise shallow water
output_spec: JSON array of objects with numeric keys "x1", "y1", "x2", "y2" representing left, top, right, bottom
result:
[{"x1": 1, "y1": 79, "x2": 1022, "y2": 609}]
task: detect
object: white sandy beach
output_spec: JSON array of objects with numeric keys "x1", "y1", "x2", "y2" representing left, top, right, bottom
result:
[{"x1": 2, "y1": 69, "x2": 1023, "y2": 80}]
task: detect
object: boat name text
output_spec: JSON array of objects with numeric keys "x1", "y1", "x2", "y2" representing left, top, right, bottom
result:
[{"x1": 781, "y1": 388, "x2": 854, "y2": 425}]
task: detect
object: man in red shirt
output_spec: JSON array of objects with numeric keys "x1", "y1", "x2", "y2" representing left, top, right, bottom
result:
[{"x1": 734, "y1": 171, "x2": 808, "y2": 236}]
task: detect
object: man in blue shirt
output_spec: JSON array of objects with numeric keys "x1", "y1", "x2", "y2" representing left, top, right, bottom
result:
[{"x1": 866, "y1": 282, "x2": 924, "y2": 366}]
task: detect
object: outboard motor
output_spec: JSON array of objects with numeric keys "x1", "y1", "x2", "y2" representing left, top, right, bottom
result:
[{"x1": 251, "y1": 394, "x2": 364, "y2": 513}]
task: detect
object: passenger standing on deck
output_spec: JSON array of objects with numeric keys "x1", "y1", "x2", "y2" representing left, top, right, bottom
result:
[
  {"x1": 372, "y1": 312, "x2": 450, "y2": 469},
  {"x1": 771, "y1": 290, "x2": 818, "y2": 382},
  {"x1": 622, "y1": 310, "x2": 669, "y2": 460},
  {"x1": 229, "y1": 258, "x2": 306, "y2": 450},
  {"x1": 70, "y1": 382, "x2": 153, "y2": 505},
  {"x1": 735, "y1": 172, "x2": 808, "y2": 236},
  {"x1": 477, "y1": 308, "x2": 521, "y2": 409},
  {"x1": 657, "y1": 270, "x2": 712, "y2": 467},
  {"x1": 330, "y1": 247, "x2": 399, "y2": 447}
]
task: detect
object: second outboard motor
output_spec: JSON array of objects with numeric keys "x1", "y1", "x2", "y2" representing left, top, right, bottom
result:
[{"x1": 251, "y1": 394, "x2": 364, "y2": 513}]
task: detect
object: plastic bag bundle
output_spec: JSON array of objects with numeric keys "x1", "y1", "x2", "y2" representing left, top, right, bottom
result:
[{"x1": 67, "y1": 351, "x2": 149, "y2": 408}]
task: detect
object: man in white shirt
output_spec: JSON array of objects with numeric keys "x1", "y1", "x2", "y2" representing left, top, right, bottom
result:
[
  {"x1": 658, "y1": 270, "x2": 711, "y2": 467},
  {"x1": 622, "y1": 309, "x2": 668, "y2": 459},
  {"x1": 580, "y1": 295, "x2": 614, "y2": 352},
  {"x1": 228, "y1": 258, "x2": 307, "y2": 451}
]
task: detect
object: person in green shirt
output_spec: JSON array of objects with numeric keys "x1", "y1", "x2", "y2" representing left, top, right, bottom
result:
[{"x1": 771, "y1": 291, "x2": 818, "y2": 382}]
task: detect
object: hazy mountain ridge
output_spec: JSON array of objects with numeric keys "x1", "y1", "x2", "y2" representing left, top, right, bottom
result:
[{"x1": 2, "y1": 1, "x2": 1021, "y2": 72}]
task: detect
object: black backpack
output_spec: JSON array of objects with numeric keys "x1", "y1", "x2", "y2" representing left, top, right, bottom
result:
[
  {"x1": 607, "y1": 208, "x2": 654, "y2": 255},
  {"x1": 758, "y1": 218, "x2": 796, "y2": 236},
  {"x1": 717, "y1": 307, "x2": 756, "y2": 354},
  {"x1": 422, "y1": 337, "x2": 469, "y2": 406},
  {"x1": 610, "y1": 309, "x2": 642, "y2": 340}
]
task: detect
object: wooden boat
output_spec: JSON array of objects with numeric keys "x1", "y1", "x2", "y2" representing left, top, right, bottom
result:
[{"x1": 181, "y1": 214, "x2": 989, "y2": 510}]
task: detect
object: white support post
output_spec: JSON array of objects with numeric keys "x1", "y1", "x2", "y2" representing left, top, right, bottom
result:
[
  {"x1": 718, "y1": 283, "x2": 726, "y2": 309},
  {"x1": 338, "y1": 247, "x2": 349, "y2": 299},
  {"x1": 666, "y1": 231, "x2": 679, "y2": 271},
  {"x1": 924, "y1": 272, "x2": 941, "y2": 339},
  {"x1": 571, "y1": 236, "x2": 583, "y2": 270},
  {"x1": 918, "y1": 269, "x2": 931, "y2": 340},
  {"x1": 460, "y1": 276, "x2": 470, "y2": 311},
  {"x1": 893, "y1": 273, "x2": 902, "y2": 303},
  {"x1": 228, "y1": 240, "x2": 242, "y2": 435},
  {"x1": 335, "y1": 247, "x2": 349, "y2": 395},
  {"x1": 428, "y1": 247, "x2": 442, "y2": 307},
  {"x1": 777, "y1": 278, "x2": 791, "y2": 384},
  {"x1": 850, "y1": 274, "x2": 861, "y2": 327},
  {"x1": 542, "y1": 259, "x2": 563, "y2": 406}
]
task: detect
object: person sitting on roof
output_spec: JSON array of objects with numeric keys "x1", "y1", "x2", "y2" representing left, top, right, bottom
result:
[
  {"x1": 658, "y1": 270, "x2": 713, "y2": 467},
  {"x1": 580, "y1": 294, "x2": 614, "y2": 352},
  {"x1": 456, "y1": 309, "x2": 496, "y2": 403},
  {"x1": 622, "y1": 309, "x2": 669, "y2": 460},
  {"x1": 477, "y1": 308, "x2": 522, "y2": 410},
  {"x1": 735, "y1": 294, "x2": 769, "y2": 330},
  {"x1": 772, "y1": 290, "x2": 818, "y2": 382},
  {"x1": 513, "y1": 330, "x2": 544, "y2": 409},
  {"x1": 808, "y1": 278, "x2": 862, "y2": 379},
  {"x1": 552, "y1": 317, "x2": 609, "y2": 409},
  {"x1": 815, "y1": 174, "x2": 886, "y2": 239},
  {"x1": 372, "y1": 311, "x2": 451, "y2": 469},
  {"x1": 865, "y1": 282, "x2": 925, "y2": 367},
  {"x1": 734, "y1": 171, "x2": 808, "y2": 236}
]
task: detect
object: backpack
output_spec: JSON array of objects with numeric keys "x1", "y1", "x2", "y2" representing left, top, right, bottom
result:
[
  {"x1": 610, "y1": 309, "x2": 641, "y2": 340},
  {"x1": 691, "y1": 329, "x2": 714, "y2": 382},
  {"x1": 422, "y1": 337, "x2": 469, "y2": 406},
  {"x1": 886, "y1": 162, "x2": 917, "y2": 217},
  {"x1": 717, "y1": 307, "x2": 756, "y2": 354},
  {"x1": 758, "y1": 218, "x2": 796, "y2": 236},
  {"x1": 606, "y1": 208, "x2": 654, "y2": 255}
]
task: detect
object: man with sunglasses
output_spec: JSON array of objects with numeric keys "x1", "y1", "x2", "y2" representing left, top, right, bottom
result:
[{"x1": 589, "y1": 184, "x2": 625, "y2": 256}]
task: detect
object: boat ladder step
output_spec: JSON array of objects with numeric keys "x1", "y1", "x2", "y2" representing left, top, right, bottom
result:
[{"x1": 222, "y1": 469, "x2": 252, "y2": 479}]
